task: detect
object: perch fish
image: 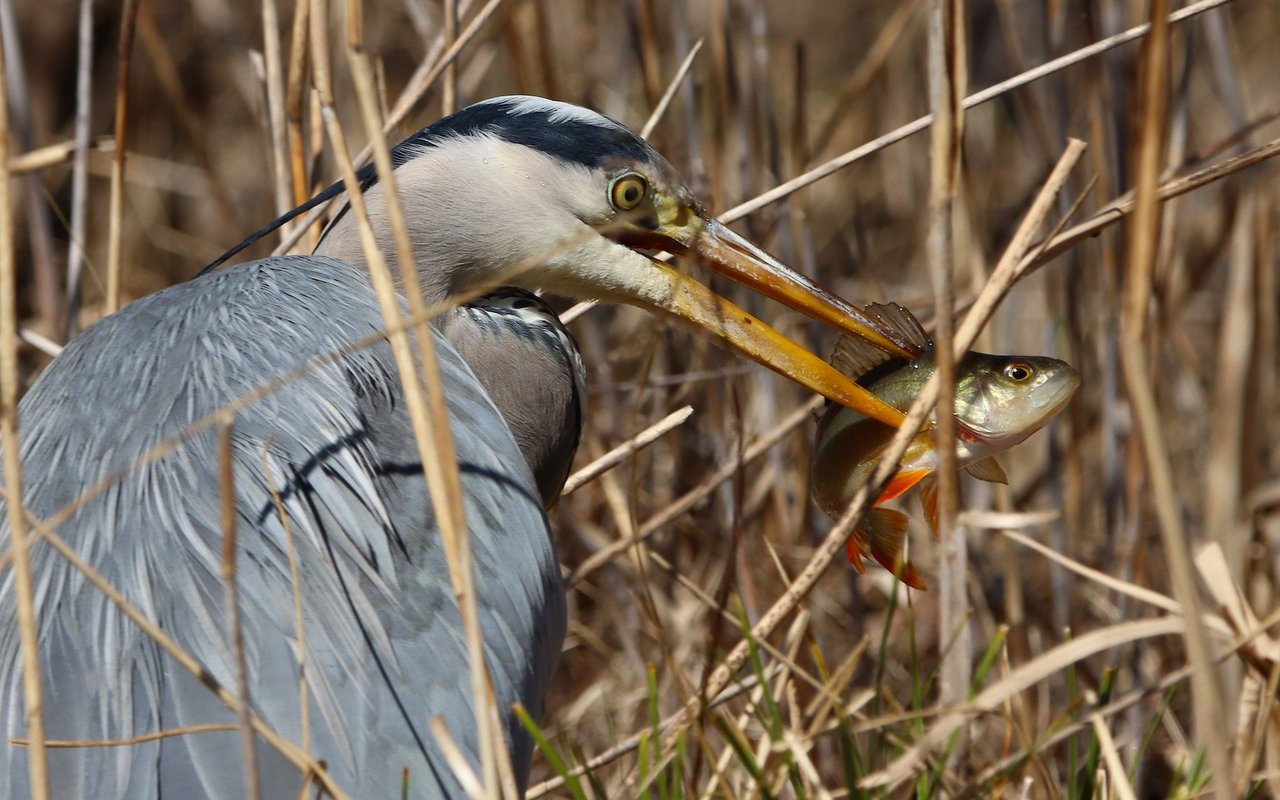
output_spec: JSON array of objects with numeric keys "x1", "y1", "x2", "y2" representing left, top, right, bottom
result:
[{"x1": 810, "y1": 303, "x2": 1080, "y2": 589}]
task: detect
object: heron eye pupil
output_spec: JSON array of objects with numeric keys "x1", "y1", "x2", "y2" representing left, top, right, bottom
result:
[{"x1": 612, "y1": 174, "x2": 649, "y2": 211}]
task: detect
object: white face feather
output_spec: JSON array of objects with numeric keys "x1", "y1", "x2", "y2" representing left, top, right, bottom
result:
[
  {"x1": 314, "y1": 103, "x2": 680, "y2": 309},
  {"x1": 476, "y1": 95, "x2": 627, "y2": 131}
]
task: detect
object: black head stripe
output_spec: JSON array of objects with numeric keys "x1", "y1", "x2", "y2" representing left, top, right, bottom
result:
[{"x1": 392, "y1": 96, "x2": 656, "y2": 170}]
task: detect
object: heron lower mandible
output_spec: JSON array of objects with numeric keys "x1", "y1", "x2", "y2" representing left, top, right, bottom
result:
[{"x1": 0, "y1": 96, "x2": 912, "y2": 799}]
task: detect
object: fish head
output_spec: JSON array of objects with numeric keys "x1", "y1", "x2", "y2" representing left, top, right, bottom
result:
[{"x1": 953, "y1": 354, "x2": 1081, "y2": 452}]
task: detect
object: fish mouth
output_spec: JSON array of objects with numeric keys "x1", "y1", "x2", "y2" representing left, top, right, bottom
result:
[{"x1": 958, "y1": 368, "x2": 1081, "y2": 449}]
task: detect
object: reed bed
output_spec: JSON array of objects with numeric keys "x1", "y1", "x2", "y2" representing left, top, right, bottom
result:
[{"x1": 5, "y1": 0, "x2": 1280, "y2": 796}]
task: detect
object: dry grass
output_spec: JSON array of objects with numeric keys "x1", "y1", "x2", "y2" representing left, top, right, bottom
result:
[{"x1": 6, "y1": 0, "x2": 1280, "y2": 797}]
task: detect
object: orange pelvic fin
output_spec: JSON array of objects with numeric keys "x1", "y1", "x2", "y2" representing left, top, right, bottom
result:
[
  {"x1": 876, "y1": 467, "x2": 932, "y2": 504},
  {"x1": 862, "y1": 507, "x2": 927, "y2": 590}
]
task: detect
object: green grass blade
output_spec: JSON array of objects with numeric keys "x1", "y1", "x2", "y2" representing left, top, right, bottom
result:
[{"x1": 514, "y1": 703, "x2": 589, "y2": 800}]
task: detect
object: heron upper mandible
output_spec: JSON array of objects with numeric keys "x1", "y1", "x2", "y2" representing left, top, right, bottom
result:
[{"x1": 0, "y1": 95, "x2": 913, "y2": 798}]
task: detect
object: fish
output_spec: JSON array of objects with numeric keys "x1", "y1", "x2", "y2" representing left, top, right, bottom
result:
[{"x1": 810, "y1": 302, "x2": 1081, "y2": 589}]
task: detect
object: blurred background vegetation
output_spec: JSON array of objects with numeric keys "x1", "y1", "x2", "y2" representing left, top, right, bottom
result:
[{"x1": 8, "y1": 0, "x2": 1280, "y2": 795}]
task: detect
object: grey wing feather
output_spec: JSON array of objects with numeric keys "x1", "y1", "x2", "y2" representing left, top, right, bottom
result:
[{"x1": 0, "y1": 257, "x2": 565, "y2": 799}]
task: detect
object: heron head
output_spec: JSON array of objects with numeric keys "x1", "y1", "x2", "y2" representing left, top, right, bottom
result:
[{"x1": 315, "y1": 96, "x2": 919, "y2": 426}]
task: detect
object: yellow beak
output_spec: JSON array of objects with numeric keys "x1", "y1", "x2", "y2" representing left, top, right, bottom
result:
[
  {"x1": 615, "y1": 215, "x2": 918, "y2": 428},
  {"x1": 694, "y1": 219, "x2": 920, "y2": 360}
]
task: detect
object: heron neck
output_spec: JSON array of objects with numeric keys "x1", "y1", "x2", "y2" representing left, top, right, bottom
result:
[{"x1": 312, "y1": 211, "x2": 455, "y2": 308}]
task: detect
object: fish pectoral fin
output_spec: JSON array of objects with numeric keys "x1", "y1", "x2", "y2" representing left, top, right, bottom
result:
[
  {"x1": 965, "y1": 456, "x2": 1009, "y2": 484},
  {"x1": 877, "y1": 467, "x2": 932, "y2": 503},
  {"x1": 919, "y1": 479, "x2": 940, "y2": 538},
  {"x1": 863, "y1": 508, "x2": 927, "y2": 590}
]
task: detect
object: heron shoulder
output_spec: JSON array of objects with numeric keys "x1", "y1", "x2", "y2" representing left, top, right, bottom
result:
[{"x1": 438, "y1": 289, "x2": 586, "y2": 508}]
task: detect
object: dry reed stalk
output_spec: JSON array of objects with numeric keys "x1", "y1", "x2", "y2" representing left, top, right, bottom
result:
[
  {"x1": 639, "y1": 39, "x2": 703, "y2": 140},
  {"x1": 283, "y1": 0, "x2": 311, "y2": 227},
  {"x1": 329, "y1": 5, "x2": 507, "y2": 794},
  {"x1": 926, "y1": 0, "x2": 968, "y2": 715},
  {"x1": 262, "y1": 0, "x2": 292, "y2": 222},
  {"x1": 443, "y1": 0, "x2": 458, "y2": 115},
  {"x1": 1204, "y1": 196, "x2": 1254, "y2": 574},
  {"x1": 64, "y1": 0, "x2": 93, "y2": 339},
  {"x1": 609, "y1": 548, "x2": 822, "y2": 727},
  {"x1": 429, "y1": 716, "x2": 485, "y2": 799},
  {"x1": 7, "y1": 137, "x2": 112, "y2": 174},
  {"x1": 1120, "y1": 1, "x2": 1232, "y2": 796},
  {"x1": 133, "y1": 8, "x2": 237, "y2": 241},
  {"x1": 1203, "y1": 544, "x2": 1280, "y2": 792},
  {"x1": 15, "y1": 327, "x2": 61, "y2": 358},
  {"x1": 0, "y1": 3, "x2": 60, "y2": 336},
  {"x1": 994, "y1": 527, "x2": 1183, "y2": 617},
  {"x1": 11, "y1": 723, "x2": 240, "y2": 748},
  {"x1": 0, "y1": 29, "x2": 48, "y2": 800},
  {"x1": 1195, "y1": 544, "x2": 1280, "y2": 689},
  {"x1": 104, "y1": 0, "x2": 139, "y2": 315},
  {"x1": 526, "y1": 693, "x2": 830, "y2": 800},
  {"x1": 308, "y1": 0, "x2": 332, "y2": 118},
  {"x1": 217, "y1": 421, "x2": 262, "y2": 800},
  {"x1": 1089, "y1": 711, "x2": 1137, "y2": 800},
  {"x1": 720, "y1": 0, "x2": 1238, "y2": 226},
  {"x1": 562, "y1": 406, "x2": 693, "y2": 496}
]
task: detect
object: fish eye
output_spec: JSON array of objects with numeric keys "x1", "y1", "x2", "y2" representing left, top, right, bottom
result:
[
  {"x1": 1004, "y1": 363, "x2": 1034, "y2": 382},
  {"x1": 610, "y1": 173, "x2": 649, "y2": 211}
]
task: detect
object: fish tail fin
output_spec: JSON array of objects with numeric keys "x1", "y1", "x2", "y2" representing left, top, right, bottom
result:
[{"x1": 863, "y1": 508, "x2": 927, "y2": 590}]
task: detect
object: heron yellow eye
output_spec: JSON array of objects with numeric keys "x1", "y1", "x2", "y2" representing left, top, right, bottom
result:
[
  {"x1": 1004, "y1": 363, "x2": 1034, "y2": 382},
  {"x1": 610, "y1": 174, "x2": 649, "y2": 211}
]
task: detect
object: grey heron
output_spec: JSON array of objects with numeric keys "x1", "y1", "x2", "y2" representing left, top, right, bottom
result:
[{"x1": 0, "y1": 95, "x2": 912, "y2": 798}]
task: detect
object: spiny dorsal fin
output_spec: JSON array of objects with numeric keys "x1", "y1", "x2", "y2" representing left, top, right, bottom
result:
[
  {"x1": 830, "y1": 334, "x2": 895, "y2": 380},
  {"x1": 964, "y1": 456, "x2": 1009, "y2": 484},
  {"x1": 864, "y1": 302, "x2": 932, "y2": 351},
  {"x1": 829, "y1": 302, "x2": 932, "y2": 380}
]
